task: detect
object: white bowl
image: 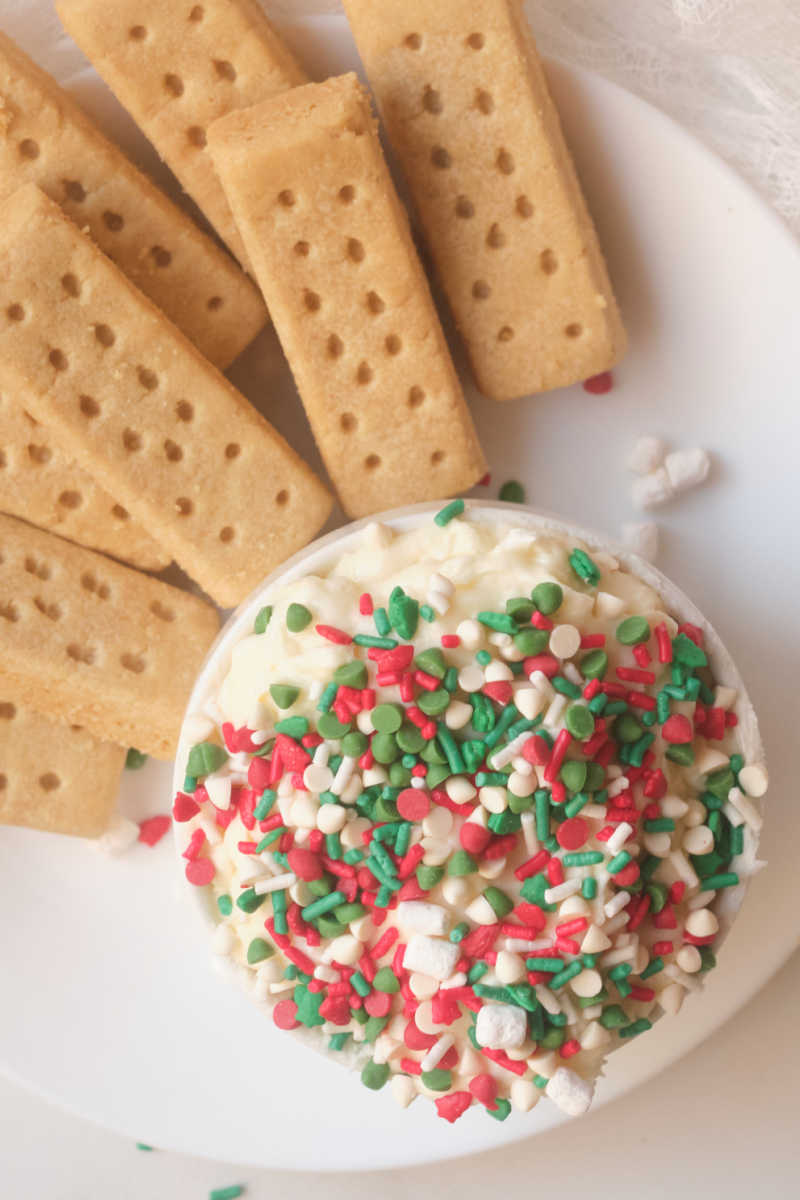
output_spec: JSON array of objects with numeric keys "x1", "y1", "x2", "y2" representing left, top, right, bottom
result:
[{"x1": 172, "y1": 500, "x2": 765, "y2": 1073}]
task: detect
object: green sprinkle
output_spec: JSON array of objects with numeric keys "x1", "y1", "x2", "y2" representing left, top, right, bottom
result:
[
  {"x1": 247, "y1": 937, "x2": 274, "y2": 964},
  {"x1": 482, "y1": 704, "x2": 520, "y2": 749},
  {"x1": 535, "y1": 789, "x2": 551, "y2": 842},
  {"x1": 569, "y1": 547, "x2": 601, "y2": 586},
  {"x1": 539, "y1": 1027, "x2": 565, "y2": 1049},
  {"x1": 353, "y1": 634, "x2": 397, "y2": 649},
  {"x1": 531, "y1": 581, "x2": 563, "y2": 615},
  {"x1": 350, "y1": 971, "x2": 370, "y2": 997},
  {"x1": 565, "y1": 703, "x2": 595, "y2": 739},
  {"x1": 628, "y1": 731, "x2": 655, "y2": 767},
  {"x1": 467, "y1": 961, "x2": 489, "y2": 984},
  {"x1": 608, "y1": 963, "x2": 632, "y2": 982},
  {"x1": 434, "y1": 498, "x2": 465, "y2": 526},
  {"x1": 254, "y1": 605, "x2": 273, "y2": 634},
  {"x1": 372, "y1": 703, "x2": 403, "y2": 733},
  {"x1": 255, "y1": 826, "x2": 285, "y2": 852},
  {"x1": 372, "y1": 731, "x2": 400, "y2": 764},
  {"x1": 514, "y1": 628, "x2": 549, "y2": 656},
  {"x1": 125, "y1": 747, "x2": 147, "y2": 770},
  {"x1": 395, "y1": 822, "x2": 411, "y2": 856},
  {"x1": 731, "y1": 825, "x2": 745, "y2": 856},
  {"x1": 608, "y1": 850, "x2": 633, "y2": 874},
  {"x1": 476, "y1": 649, "x2": 492, "y2": 666},
  {"x1": 553, "y1": 675, "x2": 583, "y2": 700},
  {"x1": 334, "y1": 902, "x2": 367, "y2": 924},
  {"x1": 487, "y1": 1096, "x2": 513, "y2": 1121},
  {"x1": 562, "y1": 851, "x2": 604, "y2": 866},
  {"x1": 325, "y1": 832, "x2": 342, "y2": 860},
  {"x1": 619, "y1": 1018, "x2": 653, "y2": 1039},
  {"x1": 210, "y1": 1187, "x2": 246, "y2": 1200},
  {"x1": 373, "y1": 967, "x2": 400, "y2": 993},
  {"x1": 447, "y1": 849, "x2": 477, "y2": 876},
  {"x1": 560, "y1": 760, "x2": 588, "y2": 792},
  {"x1": 417, "y1": 864, "x2": 445, "y2": 891},
  {"x1": 443, "y1": 666, "x2": 459, "y2": 691},
  {"x1": 236, "y1": 888, "x2": 266, "y2": 915},
  {"x1": 317, "y1": 682, "x2": 338, "y2": 713},
  {"x1": 343, "y1": 848, "x2": 364, "y2": 865},
  {"x1": 450, "y1": 921, "x2": 470, "y2": 943},
  {"x1": 340, "y1": 730, "x2": 367, "y2": 758},
  {"x1": 644, "y1": 817, "x2": 675, "y2": 833},
  {"x1": 581, "y1": 650, "x2": 609, "y2": 680},
  {"x1": 483, "y1": 886, "x2": 514, "y2": 919},
  {"x1": 640, "y1": 956, "x2": 665, "y2": 980},
  {"x1": 533, "y1": 1075, "x2": 549, "y2": 1089},
  {"x1": 418, "y1": 688, "x2": 450, "y2": 716},
  {"x1": 475, "y1": 771, "x2": 508, "y2": 787},
  {"x1": 421, "y1": 1068, "x2": 452, "y2": 1091},
  {"x1": 183, "y1": 774, "x2": 197, "y2": 792},
  {"x1": 699, "y1": 946, "x2": 717, "y2": 972},
  {"x1": 216, "y1": 894, "x2": 233, "y2": 916},
  {"x1": 269, "y1": 683, "x2": 299, "y2": 710},
  {"x1": 477, "y1": 610, "x2": 518, "y2": 634},
  {"x1": 499, "y1": 480, "x2": 525, "y2": 503},
  {"x1": 388, "y1": 586, "x2": 419, "y2": 640},
  {"x1": 275, "y1": 717, "x2": 309, "y2": 739},
  {"x1": 420, "y1": 604, "x2": 435, "y2": 623},
  {"x1": 317, "y1": 711, "x2": 351, "y2": 739},
  {"x1": 488, "y1": 810, "x2": 522, "y2": 835},
  {"x1": 672, "y1": 632, "x2": 707, "y2": 667},
  {"x1": 701, "y1": 871, "x2": 740, "y2": 890},
  {"x1": 599, "y1": 1004, "x2": 628, "y2": 1029},
  {"x1": 301, "y1": 890, "x2": 346, "y2": 921},
  {"x1": 328, "y1": 1032, "x2": 351, "y2": 1051},
  {"x1": 549, "y1": 961, "x2": 582, "y2": 989},
  {"x1": 186, "y1": 741, "x2": 227, "y2": 777},
  {"x1": 582, "y1": 877, "x2": 597, "y2": 900},
  {"x1": 396, "y1": 725, "x2": 425, "y2": 755},
  {"x1": 363, "y1": 1015, "x2": 389, "y2": 1042},
  {"x1": 373, "y1": 607, "x2": 391, "y2": 636},
  {"x1": 361, "y1": 1060, "x2": 390, "y2": 1090},
  {"x1": 136, "y1": 1143, "x2": 154, "y2": 1151},
  {"x1": 286, "y1": 603, "x2": 312, "y2": 632},
  {"x1": 334, "y1": 660, "x2": 368, "y2": 688},
  {"x1": 666, "y1": 742, "x2": 694, "y2": 766},
  {"x1": 616, "y1": 616, "x2": 651, "y2": 645},
  {"x1": 436, "y1": 725, "x2": 466, "y2": 774},
  {"x1": 525, "y1": 957, "x2": 564, "y2": 972}
]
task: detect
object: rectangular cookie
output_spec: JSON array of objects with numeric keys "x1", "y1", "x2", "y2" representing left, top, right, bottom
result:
[
  {"x1": 0, "y1": 697, "x2": 123, "y2": 837},
  {"x1": 208, "y1": 74, "x2": 487, "y2": 518},
  {"x1": 55, "y1": 0, "x2": 308, "y2": 269},
  {"x1": 0, "y1": 30, "x2": 266, "y2": 370},
  {"x1": 0, "y1": 392, "x2": 168, "y2": 571},
  {"x1": 0, "y1": 184, "x2": 333, "y2": 608},
  {"x1": 0, "y1": 513, "x2": 220, "y2": 760},
  {"x1": 342, "y1": 0, "x2": 627, "y2": 400}
]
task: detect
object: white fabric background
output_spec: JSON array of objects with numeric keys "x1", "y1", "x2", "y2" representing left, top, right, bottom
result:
[{"x1": 279, "y1": 0, "x2": 800, "y2": 237}]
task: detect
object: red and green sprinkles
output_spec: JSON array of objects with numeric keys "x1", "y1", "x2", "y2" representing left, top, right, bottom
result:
[{"x1": 174, "y1": 509, "x2": 756, "y2": 1124}]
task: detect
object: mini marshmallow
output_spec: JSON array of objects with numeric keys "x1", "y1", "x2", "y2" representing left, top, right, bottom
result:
[
  {"x1": 475, "y1": 1003, "x2": 527, "y2": 1050},
  {"x1": 627, "y1": 435, "x2": 666, "y2": 475},
  {"x1": 420, "y1": 1033, "x2": 454, "y2": 1073},
  {"x1": 403, "y1": 935, "x2": 460, "y2": 982},
  {"x1": 546, "y1": 1067, "x2": 594, "y2": 1116},
  {"x1": 396, "y1": 901, "x2": 449, "y2": 937},
  {"x1": 632, "y1": 467, "x2": 674, "y2": 510},
  {"x1": 665, "y1": 447, "x2": 711, "y2": 493},
  {"x1": 621, "y1": 521, "x2": 660, "y2": 562},
  {"x1": 95, "y1": 813, "x2": 140, "y2": 856}
]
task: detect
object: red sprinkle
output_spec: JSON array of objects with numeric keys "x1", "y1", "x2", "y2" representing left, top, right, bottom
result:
[
  {"x1": 544, "y1": 728, "x2": 572, "y2": 783},
  {"x1": 371, "y1": 927, "x2": 399, "y2": 959},
  {"x1": 400, "y1": 1057, "x2": 423, "y2": 1076},
  {"x1": 530, "y1": 611, "x2": 553, "y2": 631},
  {"x1": 273, "y1": 999, "x2": 299, "y2": 1030},
  {"x1": 616, "y1": 666, "x2": 656, "y2": 685},
  {"x1": 580, "y1": 633, "x2": 606, "y2": 649},
  {"x1": 633, "y1": 642, "x2": 652, "y2": 667},
  {"x1": 556, "y1": 916, "x2": 588, "y2": 937},
  {"x1": 404, "y1": 1021, "x2": 436, "y2": 1051},
  {"x1": 669, "y1": 881, "x2": 687, "y2": 904},
  {"x1": 182, "y1": 828, "x2": 206, "y2": 861},
  {"x1": 546, "y1": 857, "x2": 564, "y2": 886},
  {"x1": 185, "y1": 857, "x2": 214, "y2": 886},
  {"x1": 441, "y1": 635, "x2": 461, "y2": 649},
  {"x1": 653, "y1": 941, "x2": 674, "y2": 956},
  {"x1": 315, "y1": 624, "x2": 352, "y2": 645},
  {"x1": 556, "y1": 817, "x2": 588, "y2": 851},
  {"x1": 679, "y1": 622, "x2": 704, "y2": 647},
  {"x1": 662, "y1": 714, "x2": 694, "y2": 744},
  {"x1": 172, "y1": 792, "x2": 199, "y2": 822},
  {"x1": 287, "y1": 848, "x2": 324, "y2": 881},
  {"x1": 560, "y1": 1039, "x2": 582, "y2": 1058},
  {"x1": 469, "y1": 1074, "x2": 499, "y2": 1109},
  {"x1": 655, "y1": 622, "x2": 673, "y2": 663},
  {"x1": 460, "y1": 823, "x2": 492, "y2": 856},
  {"x1": 514, "y1": 849, "x2": 551, "y2": 880},
  {"x1": 359, "y1": 593, "x2": 373, "y2": 616},
  {"x1": 481, "y1": 1048, "x2": 527, "y2": 1076},
  {"x1": 436, "y1": 1091, "x2": 472, "y2": 1123},
  {"x1": 583, "y1": 370, "x2": 613, "y2": 394},
  {"x1": 483, "y1": 680, "x2": 513, "y2": 706},
  {"x1": 138, "y1": 814, "x2": 171, "y2": 847},
  {"x1": 524, "y1": 653, "x2": 559, "y2": 678},
  {"x1": 522, "y1": 734, "x2": 551, "y2": 766}
]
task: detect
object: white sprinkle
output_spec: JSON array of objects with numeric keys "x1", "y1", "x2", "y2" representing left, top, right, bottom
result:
[
  {"x1": 668, "y1": 849, "x2": 700, "y2": 888},
  {"x1": 520, "y1": 811, "x2": 538, "y2": 855},
  {"x1": 313, "y1": 964, "x2": 339, "y2": 983},
  {"x1": 307, "y1": 680, "x2": 323, "y2": 702},
  {"x1": 726, "y1": 786, "x2": 763, "y2": 831},
  {"x1": 664, "y1": 963, "x2": 701, "y2": 992},
  {"x1": 543, "y1": 694, "x2": 568, "y2": 731},
  {"x1": 330, "y1": 755, "x2": 356, "y2": 796},
  {"x1": 544, "y1": 879, "x2": 581, "y2": 905},
  {"x1": 562, "y1": 662, "x2": 584, "y2": 687},
  {"x1": 420, "y1": 1034, "x2": 455, "y2": 1073},
  {"x1": 528, "y1": 669, "x2": 555, "y2": 697},
  {"x1": 606, "y1": 776, "x2": 630, "y2": 798},
  {"x1": 312, "y1": 742, "x2": 330, "y2": 767},
  {"x1": 254, "y1": 872, "x2": 297, "y2": 895},
  {"x1": 603, "y1": 890, "x2": 631, "y2": 919},
  {"x1": 489, "y1": 731, "x2": 534, "y2": 770},
  {"x1": 606, "y1": 823, "x2": 634, "y2": 856},
  {"x1": 627, "y1": 435, "x2": 666, "y2": 475},
  {"x1": 429, "y1": 572, "x2": 454, "y2": 597},
  {"x1": 250, "y1": 728, "x2": 271, "y2": 746},
  {"x1": 534, "y1": 986, "x2": 561, "y2": 1016},
  {"x1": 722, "y1": 801, "x2": 745, "y2": 828}
]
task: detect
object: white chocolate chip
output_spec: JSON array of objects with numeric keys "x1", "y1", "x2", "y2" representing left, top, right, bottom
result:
[
  {"x1": 446, "y1": 776, "x2": 477, "y2": 804},
  {"x1": 682, "y1": 825, "x2": 714, "y2": 855},
  {"x1": 738, "y1": 763, "x2": 768, "y2": 798},
  {"x1": 316, "y1": 804, "x2": 346, "y2": 835},
  {"x1": 495, "y1": 951, "x2": 526, "y2": 985},
  {"x1": 685, "y1": 908, "x2": 719, "y2": 938},
  {"x1": 510, "y1": 1078, "x2": 539, "y2": 1112},
  {"x1": 548, "y1": 624, "x2": 581, "y2": 659},
  {"x1": 390, "y1": 1074, "x2": 417, "y2": 1108},
  {"x1": 456, "y1": 619, "x2": 483, "y2": 649},
  {"x1": 658, "y1": 982, "x2": 686, "y2": 1015},
  {"x1": 458, "y1": 665, "x2": 485, "y2": 692},
  {"x1": 676, "y1": 945, "x2": 703, "y2": 973},
  {"x1": 444, "y1": 701, "x2": 473, "y2": 730}
]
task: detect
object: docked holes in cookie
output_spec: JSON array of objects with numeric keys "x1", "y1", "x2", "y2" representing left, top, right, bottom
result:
[
  {"x1": 327, "y1": 334, "x2": 344, "y2": 359},
  {"x1": 94, "y1": 324, "x2": 115, "y2": 348},
  {"x1": 422, "y1": 86, "x2": 442, "y2": 114},
  {"x1": 150, "y1": 246, "x2": 172, "y2": 268},
  {"x1": 187, "y1": 126, "x2": 207, "y2": 149},
  {"x1": 340, "y1": 412, "x2": 357, "y2": 433},
  {"x1": 61, "y1": 274, "x2": 81, "y2": 298},
  {"x1": 385, "y1": 334, "x2": 402, "y2": 356},
  {"x1": 214, "y1": 60, "x2": 237, "y2": 82},
  {"x1": 49, "y1": 349, "x2": 68, "y2": 372},
  {"x1": 408, "y1": 385, "x2": 425, "y2": 408},
  {"x1": 0, "y1": 602, "x2": 19, "y2": 623},
  {"x1": 150, "y1": 600, "x2": 175, "y2": 622},
  {"x1": 498, "y1": 326, "x2": 515, "y2": 343},
  {"x1": 164, "y1": 439, "x2": 183, "y2": 462},
  {"x1": 81, "y1": 572, "x2": 110, "y2": 600},
  {"x1": 102, "y1": 211, "x2": 124, "y2": 232},
  {"x1": 278, "y1": 189, "x2": 296, "y2": 208},
  {"x1": 431, "y1": 146, "x2": 451, "y2": 169},
  {"x1": 63, "y1": 180, "x2": 86, "y2": 204},
  {"x1": 26, "y1": 444, "x2": 51, "y2": 465},
  {"x1": 6, "y1": 303, "x2": 25, "y2": 322},
  {"x1": 224, "y1": 443, "x2": 241, "y2": 460},
  {"x1": 176, "y1": 400, "x2": 194, "y2": 422},
  {"x1": 129, "y1": 25, "x2": 147, "y2": 41},
  {"x1": 347, "y1": 238, "x2": 365, "y2": 263},
  {"x1": 455, "y1": 196, "x2": 475, "y2": 220},
  {"x1": 120, "y1": 653, "x2": 146, "y2": 674},
  {"x1": 34, "y1": 597, "x2": 61, "y2": 621},
  {"x1": 18, "y1": 138, "x2": 40, "y2": 160},
  {"x1": 431, "y1": 450, "x2": 446, "y2": 465},
  {"x1": 25, "y1": 556, "x2": 49, "y2": 579},
  {"x1": 364, "y1": 453, "x2": 381, "y2": 470},
  {"x1": 338, "y1": 185, "x2": 356, "y2": 205},
  {"x1": 404, "y1": 33, "x2": 422, "y2": 50},
  {"x1": 472, "y1": 280, "x2": 491, "y2": 301},
  {"x1": 294, "y1": 241, "x2": 310, "y2": 258},
  {"x1": 207, "y1": 296, "x2": 224, "y2": 311},
  {"x1": 67, "y1": 643, "x2": 94, "y2": 664},
  {"x1": 0, "y1": 702, "x2": 16, "y2": 719},
  {"x1": 467, "y1": 33, "x2": 485, "y2": 50},
  {"x1": 275, "y1": 489, "x2": 289, "y2": 507},
  {"x1": 79, "y1": 395, "x2": 100, "y2": 418},
  {"x1": 122, "y1": 429, "x2": 142, "y2": 452},
  {"x1": 164, "y1": 74, "x2": 184, "y2": 98},
  {"x1": 496, "y1": 149, "x2": 515, "y2": 175},
  {"x1": 111, "y1": 504, "x2": 129, "y2": 521},
  {"x1": 487, "y1": 224, "x2": 506, "y2": 249},
  {"x1": 366, "y1": 291, "x2": 385, "y2": 315},
  {"x1": 475, "y1": 90, "x2": 494, "y2": 115},
  {"x1": 303, "y1": 290, "x2": 322, "y2": 313},
  {"x1": 218, "y1": 526, "x2": 235, "y2": 543},
  {"x1": 356, "y1": 361, "x2": 373, "y2": 385},
  {"x1": 565, "y1": 323, "x2": 583, "y2": 339},
  {"x1": 516, "y1": 195, "x2": 534, "y2": 219},
  {"x1": 137, "y1": 366, "x2": 158, "y2": 390},
  {"x1": 540, "y1": 249, "x2": 558, "y2": 275},
  {"x1": 38, "y1": 772, "x2": 61, "y2": 791}
]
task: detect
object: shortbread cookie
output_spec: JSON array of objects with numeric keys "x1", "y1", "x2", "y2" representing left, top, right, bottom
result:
[
  {"x1": 208, "y1": 74, "x2": 487, "y2": 518},
  {"x1": 0, "y1": 185, "x2": 333, "y2": 608},
  {"x1": 0, "y1": 697, "x2": 123, "y2": 837},
  {"x1": 0, "y1": 31, "x2": 266, "y2": 370},
  {"x1": 0, "y1": 514, "x2": 219, "y2": 759},
  {"x1": 56, "y1": 0, "x2": 308, "y2": 268},
  {"x1": 0, "y1": 393, "x2": 168, "y2": 571},
  {"x1": 342, "y1": 0, "x2": 627, "y2": 400}
]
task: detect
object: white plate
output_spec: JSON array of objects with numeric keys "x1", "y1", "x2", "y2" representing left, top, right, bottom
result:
[{"x1": 1, "y1": 3, "x2": 799, "y2": 1173}]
